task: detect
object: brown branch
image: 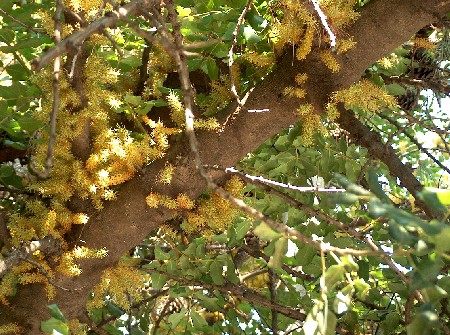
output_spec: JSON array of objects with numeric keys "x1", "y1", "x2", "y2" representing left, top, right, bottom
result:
[
  {"x1": 383, "y1": 75, "x2": 450, "y2": 95},
  {"x1": 142, "y1": 267, "x2": 308, "y2": 322},
  {"x1": 268, "y1": 268, "x2": 279, "y2": 334},
  {"x1": 228, "y1": 0, "x2": 253, "y2": 105},
  {"x1": 30, "y1": 0, "x2": 149, "y2": 71},
  {"x1": 96, "y1": 290, "x2": 167, "y2": 327},
  {"x1": 336, "y1": 104, "x2": 441, "y2": 219},
  {"x1": 378, "y1": 112, "x2": 450, "y2": 175},
  {"x1": 0, "y1": 237, "x2": 60, "y2": 278},
  {"x1": 0, "y1": 7, "x2": 44, "y2": 35},
  {"x1": 3, "y1": 1, "x2": 449, "y2": 332},
  {"x1": 39, "y1": 0, "x2": 63, "y2": 178}
]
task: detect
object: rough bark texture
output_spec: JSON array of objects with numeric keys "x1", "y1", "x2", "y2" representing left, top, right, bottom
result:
[{"x1": 1, "y1": 0, "x2": 449, "y2": 332}]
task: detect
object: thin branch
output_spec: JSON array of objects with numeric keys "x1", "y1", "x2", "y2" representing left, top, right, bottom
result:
[
  {"x1": 96, "y1": 290, "x2": 167, "y2": 327},
  {"x1": 307, "y1": 0, "x2": 336, "y2": 48},
  {"x1": 0, "y1": 7, "x2": 44, "y2": 35},
  {"x1": 225, "y1": 166, "x2": 346, "y2": 193},
  {"x1": 21, "y1": 257, "x2": 82, "y2": 292},
  {"x1": 141, "y1": 267, "x2": 308, "y2": 322},
  {"x1": 30, "y1": 0, "x2": 149, "y2": 71},
  {"x1": 163, "y1": 1, "x2": 370, "y2": 256},
  {"x1": 268, "y1": 268, "x2": 279, "y2": 335},
  {"x1": 228, "y1": 0, "x2": 253, "y2": 106},
  {"x1": 39, "y1": 0, "x2": 64, "y2": 179},
  {"x1": 378, "y1": 112, "x2": 450, "y2": 175},
  {"x1": 0, "y1": 237, "x2": 59, "y2": 278}
]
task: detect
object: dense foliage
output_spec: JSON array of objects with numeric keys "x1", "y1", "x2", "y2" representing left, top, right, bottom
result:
[{"x1": 0, "y1": 0, "x2": 449, "y2": 334}]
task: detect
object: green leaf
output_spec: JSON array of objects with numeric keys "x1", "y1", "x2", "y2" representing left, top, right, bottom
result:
[
  {"x1": 324, "y1": 265, "x2": 345, "y2": 290},
  {"x1": 6, "y1": 63, "x2": 28, "y2": 81},
  {"x1": 47, "y1": 304, "x2": 67, "y2": 322},
  {"x1": 254, "y1": 222, "x2": 282, "y2": 241},
  {"x1": 0, "y1": 164, "x2": 14, "y2": 178},
  {"x1": 200, "y1": 58, "x2": 219, "y2": 80},
  {"x1": 421, "y1": 285, "x2": 447, "y2": 303},
  {"x1": 151, "y1": 273, "x2": 168, "y2": 289},
  {"x1": 357, "y1": 260, "x2": 370, "y2": 281},
  {"x1": 106, "y1": 301, "x2": 124, "y2": 317},
  {"x1": 154, "y1": 245, "x2": 170, "y2": 260},
  {"x1": 209, "y1": 261, "x2": 225, "y2": 285},
  {"x1": 190, "y1": 311, "x2": 208, "y2": 329},
  {"x1": 168, "y1": 308, "x2": 187, "y2": 328},
  {"x1": 367, "y1": 167, "x2": 391, "y2": 203},
  {"x1": 176, "y1": 6, "x2": 191, "y2": 17},
  {"x1": 3, "y1": 139, "x2": 26, "y2": 151},
  {"x1": 381, "y1": 312, "x2": 401, "y2": 333},
  {"x1": 268, "y1": 237, "x2": 288, "y2": 269},
  {"x1": 243, "y1": 25, "x2": 261, "y2": 44},
  {"x1": 124, "y1": 94, "x2": 142, "y2": 106},
  {"x1": 17, "y1": 116, "x2": 44, "y2": 133},
  {"x1": 234, "y1": 220, "x2": 250, "y2": 241},
  {"x1": 406, "y1": 305, "x2": 439, "y2": 335},
  {"x1": 385, "y1": 83, "x2": 406, "y2": 96},
  {"x1": 41, "y1": 317, "x2": 69, "y2": 335}
]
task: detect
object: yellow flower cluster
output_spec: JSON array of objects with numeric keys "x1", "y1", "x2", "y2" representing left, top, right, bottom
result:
[
  {"x1": 296, "y1": 104, "x2": 325, "y2": 146},
  {"x1": 326, "y1": 79, "x2": 397, "y2": 118},
  {"x1": 167, "y1": 91, "x2": 185, "y2": 127},
  {"x1": 318, "y1": 0, "x2": 360, "y2": 28},
  {"x1": 283, "y1": 86, "x2": 306, "y2": 99},
  {"x1": 377, "y1": 53, "x2": 400, "y2": 69},
  {"x1": 283, "y1": 73, "x2": 308, "y2": 100},
  {"x1": 145, "y1": 192, "x2": 194, "y2": 211},
  {"x1": 158, "y1": 164, "x2": 175, "y2": 185},
  {"x1": 320, "y1": 50, "x2": 340, "y2": 73},
  {"x1": 66, "y1": 0, "x2": 103, "y2": 14},
  {"x1": 8, "y1": 200, "x2": 64, "y2": 247},
  {"x1": 271, "y1": 0, "x2": 317, "y2": 59},
  {"x1": 204, "y1": 75, "x2": 233, "y2": 116},
  {"x1": 158, "y1": 224, "x2": 178, "y2": 241},
  {"x1": 412, "y1": 38, "x2": 436, "y2": 50},
  {"x1": 336, "y1": 37, "x2": 357, "y2": 54},
  {"x1": 296, "y1": 25, "x2": 315, "y2": 61},
  {"x1": 184, "y1": 176, "x2": 244, "y2": 234},
  {"x1": 57, "y1": 246, "x2": 107, "y2": 277},
  {"x1": 0, "y1": 259, "x2": 56, "y2": 304},
  {"x1": 67, "y1": 320, "x2": 88, "y2": 335},
  {"x1": 242, "y1": 52, "x2": 275, "y2": 67},
  {"x1": 87, "y1": 260, "x2": 148, "y2": 312},
  {"x1": 0, "y1": 323, "x2": 21, "y2": 335},
  {"x1": 81, "y1": 127, "x2": 163, "y2": 208},
  {"x1": 35, "y1": 9, "x2": 74, "y2": 38}
]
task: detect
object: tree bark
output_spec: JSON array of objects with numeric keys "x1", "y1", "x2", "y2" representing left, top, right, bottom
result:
[{"x1": 1, "y1": 0, "x2": 448, "y2": 332}]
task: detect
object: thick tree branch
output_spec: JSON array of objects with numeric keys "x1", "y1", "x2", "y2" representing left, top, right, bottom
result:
[{"x1": 1, "y1": 0, "x2": 449, "y2": 332}]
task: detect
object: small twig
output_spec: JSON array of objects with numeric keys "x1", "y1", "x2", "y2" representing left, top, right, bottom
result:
[
  {"x1": 96, "y1": 289, "x2": 167, "y2": 327},
  {"x1": 378, "y1": 112, "x2": 450, "y2": 175},
  {"x1": 224, "y1": 167, "x2": 346, "y2": 193},
  {"x1": 228, "y1": 0, "x2": 253, "y2": 105},
  {"x1": 0, "y1": 7, "x2": 45, "y2": 35},
  {"x1": 21, "y1": 257, "x2": 82, "y2": 292},
  {"x1": 308, "y1": 0, "x2": 336, "y2": 48},
  {"x1": 240, "y1": 268, "x2": 267, "y2": 282},
  {"x1": 40, "y1": 0, "x2": 64, "y2": 178},
  {"x1": 0, "y1": 237, "x2": 59, "y2": 278},
  {"x1": 268, "y1": 268, "x2": 279, "y2": 334},
  {"x1": 101, "y1": 28, "x2": 124, "y2": 58},
  {"x1": 31, "y1": 0, "x2": 149, "y2": 71},
  {"x1": 141, "y1": 267, "x2": 308, "y2": 322},
  {"x1": 404, "y1": 293, "x2": 415, "y2": 324}
]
